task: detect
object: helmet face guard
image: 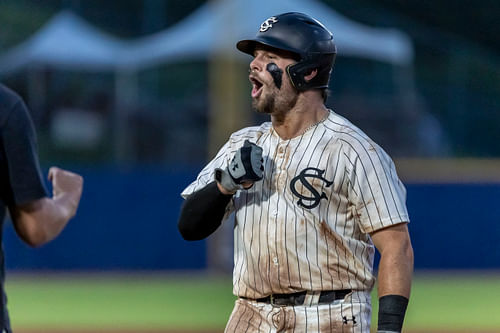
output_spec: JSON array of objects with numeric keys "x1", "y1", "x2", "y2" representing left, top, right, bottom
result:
[{"x1": 237, "y1": 12, "x2": 337, "y2": 91}]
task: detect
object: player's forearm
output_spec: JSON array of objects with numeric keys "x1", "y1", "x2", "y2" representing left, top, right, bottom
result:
[
  {"x1": 377, "y1": 237, "x2": 413, "y2": 298},
  {"x1": 35, "y1": 197, "x2": 72, "y2": 244},
  {"x1": 178, "y1": 181, "x2": 233, "y2": 241},
  {"x1": 371, "y1": 223, "x2": 413, "y2": 332},
  {"x1": 10, "y1": 195, "x2": 78, "y2": 247},
  {"x1": 376, "y1": 241, "x2": 413, "y2": 332}
]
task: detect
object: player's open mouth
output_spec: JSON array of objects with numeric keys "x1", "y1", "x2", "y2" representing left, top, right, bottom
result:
[{"x1": 250, "y1": 77, "x2": 264, "y2": 98}]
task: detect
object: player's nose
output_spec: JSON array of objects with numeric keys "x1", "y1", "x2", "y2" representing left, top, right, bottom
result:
[{"x1": 250, "y1": 56, "x2": 263, "y2": 72}]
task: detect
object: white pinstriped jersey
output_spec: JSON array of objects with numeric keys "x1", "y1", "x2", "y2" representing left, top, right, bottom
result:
[{"x1": 182, "y1": 110, "x2": 409, "y2": 299}]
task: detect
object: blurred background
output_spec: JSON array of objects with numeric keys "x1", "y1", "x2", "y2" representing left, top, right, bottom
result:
[{"x1": 1, "y1": 0, "x2": 499, "y2": 332}]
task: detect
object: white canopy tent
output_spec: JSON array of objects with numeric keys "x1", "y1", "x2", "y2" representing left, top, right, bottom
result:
[
  {"x1": 0, "y1": 2, "x2": 416, "y2": 112},
  {"x1": 0, "y1": 11, "x2": 134, "y2": 160},
  {"x1": 122, "y1": 0, "x2": 414, "y2": 69},
  {"x1": 0, "y1": 11, "x2": 126, "y2": 74},
  {"x1": 0, "y1": 1, "x2": 414, "y2": 72}
]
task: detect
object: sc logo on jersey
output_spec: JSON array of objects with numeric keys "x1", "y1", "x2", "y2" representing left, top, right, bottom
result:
[
  {"x1": 290, "y1": 167, "x2": 333, "y2": 209},
  {"x1": 260, "y1": 17, "x2": 278, "y2": 32}
]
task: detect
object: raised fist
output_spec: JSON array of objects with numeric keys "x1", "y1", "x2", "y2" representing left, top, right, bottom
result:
[
  {"x1": 48, "y1": 167, "x2": 83, "y2": 217},
  {"x1": 215, "y1": 140, "x2": 264, "y2": 193}
]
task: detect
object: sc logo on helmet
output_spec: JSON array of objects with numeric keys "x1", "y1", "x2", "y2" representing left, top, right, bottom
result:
[{"x1": 260, "y1": 17, "x2": 278, "y2": 32}]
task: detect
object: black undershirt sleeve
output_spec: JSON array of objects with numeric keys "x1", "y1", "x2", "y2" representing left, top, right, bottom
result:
[{"x1": 177, "y1": 181, "x2": 233, "y2": 241}]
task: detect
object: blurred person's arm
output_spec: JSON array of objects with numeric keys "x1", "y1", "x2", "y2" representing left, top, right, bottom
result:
[
  {"x1": 9, "y1": 167, "x2": 83, "y2": 247},
  {"x1": 0, "y1": 85, "x2": 83, "y2": 247}
]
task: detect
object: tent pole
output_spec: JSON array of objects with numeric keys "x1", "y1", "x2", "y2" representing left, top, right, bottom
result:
[
  {"x1": 207, "y1": 52, "x2": 250, "y2": 274},
  {"x1": 114, "y1": 69, "x2": 138, "y2": 164},
  {"x1": 27, "y1": 66, "x2": 47, "y2": 124}
]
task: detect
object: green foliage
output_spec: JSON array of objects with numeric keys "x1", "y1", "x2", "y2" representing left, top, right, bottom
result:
[{"x1": 0, "y1": 1, "x2": 55, "y2": 50}]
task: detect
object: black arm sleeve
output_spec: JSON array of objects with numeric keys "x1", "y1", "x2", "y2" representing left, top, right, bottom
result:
[{"x1": 177, "y1": 181, "x2": 233, "y2": 241}]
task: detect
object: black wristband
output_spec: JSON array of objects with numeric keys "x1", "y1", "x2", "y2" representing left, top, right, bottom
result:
[{"x1": 377, "y1": 295, "x2": 408, "y2": 332}]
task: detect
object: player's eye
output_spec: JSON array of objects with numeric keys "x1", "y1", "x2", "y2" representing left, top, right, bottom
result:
[{"x1": 264, "y1": 52, "x2": 276, "y2": 59}]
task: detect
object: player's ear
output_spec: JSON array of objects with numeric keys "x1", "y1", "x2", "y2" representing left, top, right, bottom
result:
[{"x1": 303, "y1": 69, "x2": 318, "y2": 82}]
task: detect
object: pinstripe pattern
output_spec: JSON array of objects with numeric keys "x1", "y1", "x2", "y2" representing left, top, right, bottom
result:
[
  {"x1": 182, "y1": 110, "x2": 409, "y2": 331},
  {"x1": 224, "y1": 292, "x2": 371, "y2": 332}
]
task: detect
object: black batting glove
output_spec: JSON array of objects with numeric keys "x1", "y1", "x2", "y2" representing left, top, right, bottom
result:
[{"x1": 215, "y1": 140, "x2": 264, "y2": 193}]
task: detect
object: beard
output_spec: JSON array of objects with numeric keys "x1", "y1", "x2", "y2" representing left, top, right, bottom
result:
[
  {"x1": 252, "y1": 93, "x2": 274, "y2": 114},
  {"x1": 252, "y1": 85, "x2": 298, "y2": 118}
]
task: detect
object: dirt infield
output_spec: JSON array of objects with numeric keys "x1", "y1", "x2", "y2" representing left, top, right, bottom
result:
[
  {"x1": 14, "y1": 329, "x2": 499, "y2": 333},
  {"x1": 15, "y1": 330, "x2": 220, "y2": 333}
]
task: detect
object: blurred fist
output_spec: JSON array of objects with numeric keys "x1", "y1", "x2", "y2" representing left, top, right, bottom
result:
[{"x1": 48, "y1": 167, "x2": 83, "y2": 216}]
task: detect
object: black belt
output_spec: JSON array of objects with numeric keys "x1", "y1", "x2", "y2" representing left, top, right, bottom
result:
[{"x1": 241, "y1": 289, "x2": 352, "y2": 306}]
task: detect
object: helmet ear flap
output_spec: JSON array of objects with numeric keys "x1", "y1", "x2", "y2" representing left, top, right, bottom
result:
[
  {"x1": 286, "y1": 62, "x2": 315, "y2": 91},
  {"x1": 286, "y1": 54, "x2": 336, "y2": 91}
]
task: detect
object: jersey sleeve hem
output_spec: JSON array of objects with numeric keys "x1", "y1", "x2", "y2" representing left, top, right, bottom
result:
[
  {"x1": 362, "y1": 215, "x2": 410, "y2": 234},
  {"x1": 14, "y1": 187, "x2": 48, "y2": 206}
]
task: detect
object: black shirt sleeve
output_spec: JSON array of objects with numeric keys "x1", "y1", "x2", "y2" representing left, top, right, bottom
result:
[
  {"x1": 177, "y1": 182, "x2": 232, "y2": 241},
  {"x1": 0, "y1": 86, "x2": 48, "y2": 207}
]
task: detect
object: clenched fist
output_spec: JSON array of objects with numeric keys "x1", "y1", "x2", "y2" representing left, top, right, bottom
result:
[
  {"x1": 48, "y1": 167, "x2": 83, "y2": 218},
  {"x1": 215, "y1": 140, "x2": 264, "y2": 193}
]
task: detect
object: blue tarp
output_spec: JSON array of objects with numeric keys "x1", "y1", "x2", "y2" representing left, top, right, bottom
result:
[{"x1": 4, "y1": 167, "x2": 500, "y2": 271}]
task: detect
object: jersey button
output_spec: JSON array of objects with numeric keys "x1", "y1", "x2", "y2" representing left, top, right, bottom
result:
[{"x1": 272, "y1": 257, "x2": 278, "y2": 265}]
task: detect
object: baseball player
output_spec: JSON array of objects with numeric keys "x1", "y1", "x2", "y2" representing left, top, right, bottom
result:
[
  {"x1": 178, "y1": 12, "x2": 413, "y2": 333},
  {"x1": 0, "y1": 83, "x2": 83, "y2": 332}
]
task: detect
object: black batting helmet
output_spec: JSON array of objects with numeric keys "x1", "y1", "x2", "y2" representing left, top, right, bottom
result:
[{"x1": 237, "y1": 12, "x2": 336, "y2": 91}]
